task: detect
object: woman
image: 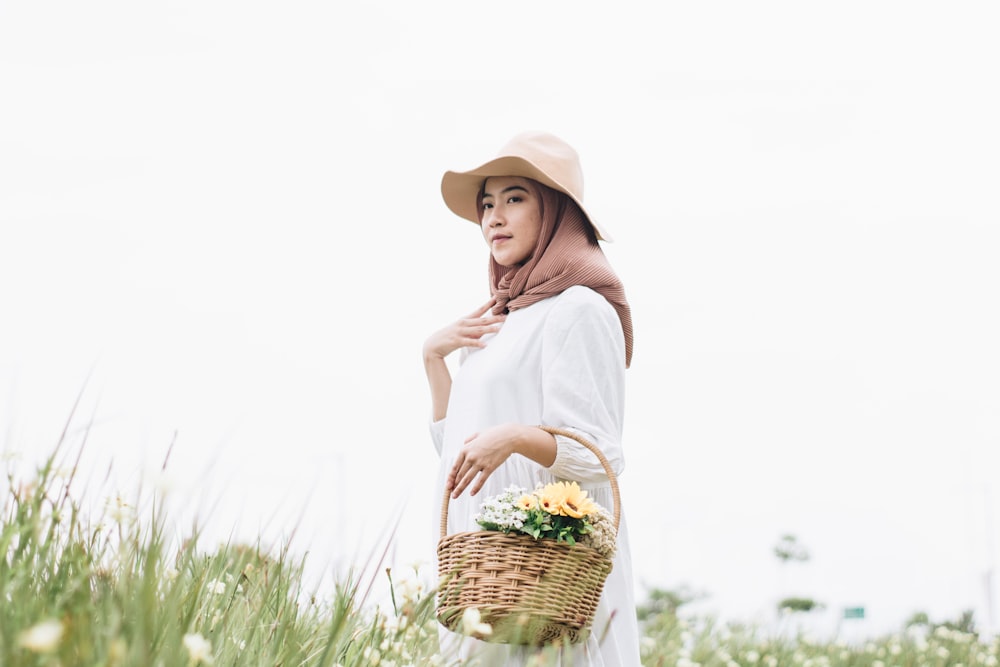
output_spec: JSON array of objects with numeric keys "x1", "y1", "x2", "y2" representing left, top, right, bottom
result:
[{"x1": 424, "y1": 131, "x2": 640, "y2": 665}]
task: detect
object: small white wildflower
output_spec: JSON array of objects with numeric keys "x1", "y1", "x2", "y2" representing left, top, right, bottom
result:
[
  {"x1": 937, "y1": 647, "x2": 950, "y2": 659},
  {"x1": 105, "y1": 494, "x2": 136, "y2": 523},
  {"x1": 460, "y1": 608, "x2": 493, "y2": 638},
  {"x1": 985, "y1": 655, "x2": 999, "y2": 667},
  {"x1": 746, "y1": 650, "x2": 760, "y2": 663},
  {"x1": 183, "y1": 633, "x2": 215, "y2": 665},
  {"x1": 206, "y1": 579, "x2": 226, "y2": 595},
  {"x1": 165, "y1": 567, "x2": 180, "y2": 581},
  {"x1": 18, "y1": 619, "x2": 64, "y2": 653}
]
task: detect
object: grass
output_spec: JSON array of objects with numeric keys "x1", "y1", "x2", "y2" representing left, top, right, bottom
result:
[
  {"x1": 3, "y1": 415, "x2": 999, "y2": 666},
  {"x1": 1, "y1": 416, "x2": 446, "y2": 667},
  {"x1": 639, "y1": 606, "x2": 999, "y2": 667}
]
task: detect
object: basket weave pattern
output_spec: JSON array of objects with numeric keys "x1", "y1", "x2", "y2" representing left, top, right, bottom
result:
[{"x1": 436, "y1": 427, "x2": 620, "y2": 645}]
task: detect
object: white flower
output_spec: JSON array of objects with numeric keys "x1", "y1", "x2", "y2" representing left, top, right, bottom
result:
[
  {"x1": 206, "y1": 579, "x2": 226, "y2": 595},
  {"x1": 18, "y1": 619, "x2": 64, "y2": 653},
  {"x1": 183, "y1": 633, "x2": 215, "y2": 665},
  {"x1": 396, "y1": 577, "x2": 424, "y2": 603},
  {"x1": 105, "y1": 494, "x2": 136, "y2": 523},
  {"x1": 460, "y1": 608, "x2": 493, "y2": 638},
  {"x1": 746, "y1": 650, "x2": 760, "y2": 663},
  {"x1": 166, "y1": 568, "x2": 180, "y2": 581}
]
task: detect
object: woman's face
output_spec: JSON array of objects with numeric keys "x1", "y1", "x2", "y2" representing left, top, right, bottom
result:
[{"x1": 480, "y1": 176, "x2": 543, "y2": 267}]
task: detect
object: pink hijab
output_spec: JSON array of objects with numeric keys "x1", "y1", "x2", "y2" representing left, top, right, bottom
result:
[{"x1": 480, "y1": 180, "x2": 634, "y2": 368}]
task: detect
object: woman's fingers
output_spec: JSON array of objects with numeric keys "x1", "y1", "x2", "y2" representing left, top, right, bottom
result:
[
  {"x1": 448, "y1": 426, "x2": 514, "y2": 498},
  {"x1": 452, "y1": 463, "x2": 491, "y2": 499},
  {"x1": 425, "y1": 303, "x2": 505, "y2": 359},
  {"x1": 449, "y1": 453, "x2": 477, "y2": 498},
  {"x1": 448, "y1": 438, "x2": 495, "y2": 498},
  {"x1": 467, "y1": 298, "x2": 497, "y2": 319}
]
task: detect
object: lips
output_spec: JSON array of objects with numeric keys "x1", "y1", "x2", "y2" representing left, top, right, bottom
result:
[{"x1": 491, "y1": 234, "x2": 512, "y2": 244}]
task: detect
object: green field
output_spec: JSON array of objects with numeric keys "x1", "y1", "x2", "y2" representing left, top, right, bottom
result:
[{"x1": 3, "y1": 442, "x2": 996, "y2": 666}]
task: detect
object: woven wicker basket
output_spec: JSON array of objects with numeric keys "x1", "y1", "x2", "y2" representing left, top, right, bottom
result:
[{"x1": 436, "y1": 426, "x2": 620, "y2": 646}]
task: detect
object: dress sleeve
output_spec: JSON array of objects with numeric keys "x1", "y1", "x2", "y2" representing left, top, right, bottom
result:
[
  {"x1": 541, "y1": 289, "x2": 627, "y2": 482},
  {"x1": 429, "y1": 418, "x2": 446, "y2": 456}
]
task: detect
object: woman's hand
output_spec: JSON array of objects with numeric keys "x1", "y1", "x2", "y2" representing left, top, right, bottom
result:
[
  {"x1": 423, "y1": 299, "x2": 505, "y2": 361},
  {"x1": 448, "y1": 425, "x2": 558, "y2": 498},
  {"x1": 423, "y1": 299, "x2": 505, "y2": 422},
  {"x1": 447, "y1": 424, "x2": 518, "y2": 498}
]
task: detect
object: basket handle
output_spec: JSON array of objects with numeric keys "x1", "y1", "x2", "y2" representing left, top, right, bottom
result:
[{"x1": 439, "y1": 426, "x2": 622, "y2": 540}]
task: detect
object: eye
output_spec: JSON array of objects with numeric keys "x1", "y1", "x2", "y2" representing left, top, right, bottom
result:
[
  {"x1": 507, "y1": 196, "x2": 522, "y2": 204},
  {"x1": 482, "y1": 201, "x2": 494, "y2": 210}
]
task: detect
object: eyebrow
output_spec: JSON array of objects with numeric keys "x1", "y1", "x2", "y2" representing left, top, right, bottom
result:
[{"x1": 481, "y1": 185, "x2": 529, "y2": 199}]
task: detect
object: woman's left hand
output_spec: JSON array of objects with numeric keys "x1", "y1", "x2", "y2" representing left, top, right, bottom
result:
[{"x1": 447, "y1": 425, "x2": 519, "y2": 498}]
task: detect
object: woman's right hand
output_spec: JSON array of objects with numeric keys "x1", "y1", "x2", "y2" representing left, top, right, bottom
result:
[{"x1": 423, "y1": 299, "x2": 506, "y2": 361}]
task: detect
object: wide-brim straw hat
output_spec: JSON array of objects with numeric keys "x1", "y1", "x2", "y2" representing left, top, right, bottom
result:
[{"x1": 440, "y1": 131, "x2": 612, "y2": 242}]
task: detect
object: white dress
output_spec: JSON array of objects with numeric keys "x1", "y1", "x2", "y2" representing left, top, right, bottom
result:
[{"x1": 430, "y1": 285, "x2": 641, "y2": 666}]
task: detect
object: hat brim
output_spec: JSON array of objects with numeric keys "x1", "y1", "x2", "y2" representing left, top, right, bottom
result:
[{"x1": 440, "y1": 156, "x2": 612, "y2": 242}]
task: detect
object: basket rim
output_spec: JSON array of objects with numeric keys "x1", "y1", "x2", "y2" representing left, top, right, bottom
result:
[{"x1": 439, "y1": 426, "x2": 621, "y2": 540}]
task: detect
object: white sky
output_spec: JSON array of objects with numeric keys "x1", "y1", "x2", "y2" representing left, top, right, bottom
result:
[{"x1": 2, "y1": 0, "x2": 999, "y2": 638}]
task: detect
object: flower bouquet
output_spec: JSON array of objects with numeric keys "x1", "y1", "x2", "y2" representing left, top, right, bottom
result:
[
  {"x1": 474, "y1": 482, "x2": 617, "y2": 560},
  {"x1": 436, "y1": 427, "x2": 620, "y2": 646}
]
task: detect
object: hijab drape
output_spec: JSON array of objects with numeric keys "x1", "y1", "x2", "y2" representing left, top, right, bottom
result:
[{"x1": 483, "y1": 181, "x2": 634, "y2": 368}]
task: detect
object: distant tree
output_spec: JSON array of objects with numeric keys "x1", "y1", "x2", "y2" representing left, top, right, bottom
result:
[
  {"x1": 903, "y1": 609, "x2": 977, "y2": 637},
  {"x1": 637, "y1": 585, "x2": 707, "y2": 621},
  {"x1": 904, "y1": 611, "x2": 930, "y2": 628},
  {"x1": 778, "y1": 597, "x2": 823, "y2": 613},
  {"x1": 773, "y1": 534, "x2": 821, "y2": 615},
  {"x1": 774, "y1": 534, "x2": 810, "y2": 563},
  {"x1": 939, "y1": 609, "x2": 977, "y2": 636}
]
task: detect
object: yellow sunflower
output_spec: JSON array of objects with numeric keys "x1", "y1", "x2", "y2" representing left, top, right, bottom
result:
[
  {"x1": 558, "y1": 481, "x2": 598, "y2": 519},
  {"x1": 537, "y1": 483, "x2": 568, "y2": 515},
  {"x1": 517, "y1": 494, "x2": 538, "y2": 511}
]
